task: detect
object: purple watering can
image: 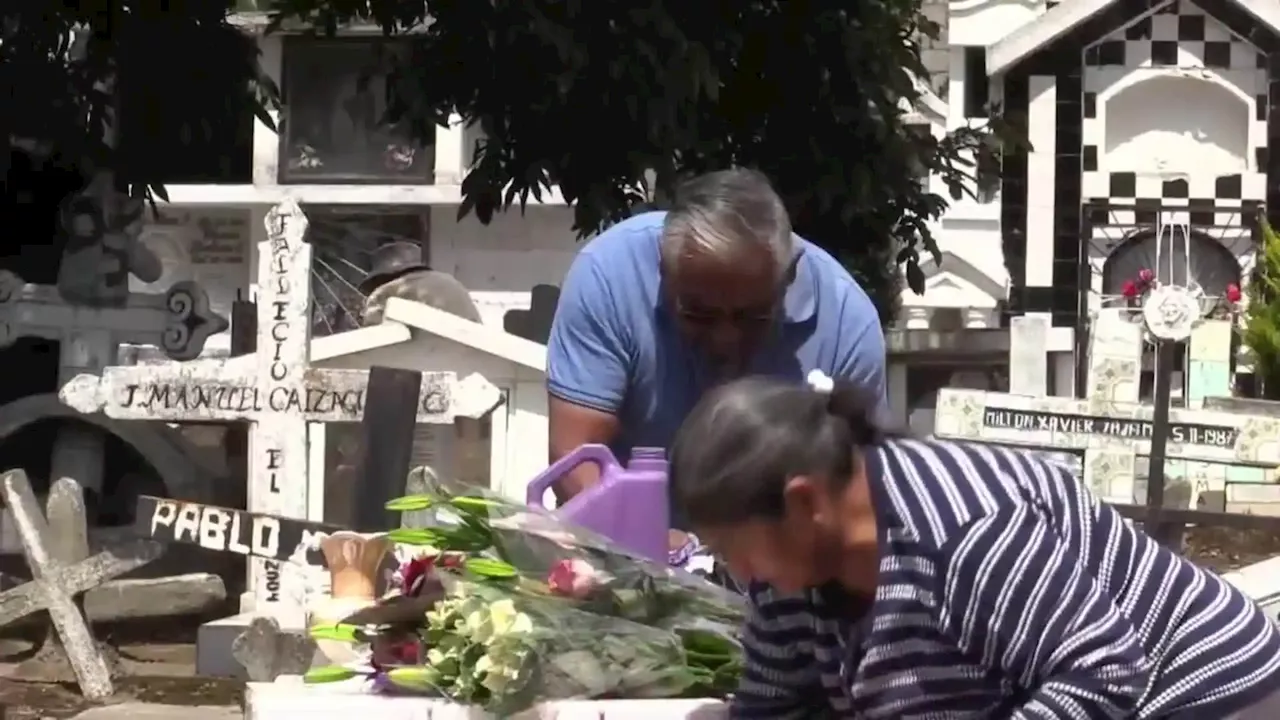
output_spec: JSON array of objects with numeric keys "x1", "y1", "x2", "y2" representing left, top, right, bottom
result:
[{"x1": 525, "y1": 445, "x2": 669, "y2": 563}]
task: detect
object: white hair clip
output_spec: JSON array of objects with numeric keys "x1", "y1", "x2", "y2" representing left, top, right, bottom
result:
[{"x1": 806, "y1": 369, "x2": 834, "y2": 394}]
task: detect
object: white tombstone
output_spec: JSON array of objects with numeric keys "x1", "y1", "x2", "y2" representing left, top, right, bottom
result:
[
  {"x1": 935, "y1": 319, "x2": 1280, "y2": 508},
  {"x1": 308, "y1": 296, "x2": 548, "y2": 500}
]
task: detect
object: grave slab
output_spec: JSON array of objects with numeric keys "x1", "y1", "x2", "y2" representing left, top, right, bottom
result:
[
  {"x1": 245, "y1": 675, "x2": 729, "y2": 720},
  {"x1": 70, "y1": 704, "x2": 240, "y2": 720},
  {"x1": 81, "y1": 573, "x2": 225, "y2": 622}
]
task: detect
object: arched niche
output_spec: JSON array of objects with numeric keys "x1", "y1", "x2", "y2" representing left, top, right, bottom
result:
[
  {"x1": 1104, "y1": 76, "x2": 1250, "y2": 175},
  {"x1": 1102, "y1": 228, "x2": 1240, "y2": 297}
]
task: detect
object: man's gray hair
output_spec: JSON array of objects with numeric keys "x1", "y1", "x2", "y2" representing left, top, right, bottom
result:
[{"x1": 660, "y1": 168, "x2": 794, "y2": 280}]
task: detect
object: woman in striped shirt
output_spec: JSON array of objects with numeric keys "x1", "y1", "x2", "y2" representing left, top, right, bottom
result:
[{"x1": 670, "y1": 373, "x2": 1280, "y2": 719}]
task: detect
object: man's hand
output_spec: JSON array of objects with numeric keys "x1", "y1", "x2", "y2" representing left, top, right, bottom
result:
[{"x1": 548, "y1": 397, "x2": 620, "y2": 504}]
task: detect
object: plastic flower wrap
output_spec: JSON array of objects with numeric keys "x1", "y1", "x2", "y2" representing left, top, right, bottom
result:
[{"x1": 304, "y1": 471, "x2": 745, "y2": 714}]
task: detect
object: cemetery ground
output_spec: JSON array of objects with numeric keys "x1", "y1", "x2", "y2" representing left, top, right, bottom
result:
[
  {"x1": 1, "y1": 546, "x2": 245, "y2": 719},
  {"x1": 1, "y1": 613, "x2": 243, "y2": 719}
]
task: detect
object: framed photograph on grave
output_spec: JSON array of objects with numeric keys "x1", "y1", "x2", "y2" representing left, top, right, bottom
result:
[{"x1": 279, "y1": 38, "x2": 436, "y2": 184}]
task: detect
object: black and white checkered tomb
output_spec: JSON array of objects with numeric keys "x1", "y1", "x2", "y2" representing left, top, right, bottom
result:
[
  {"x1": 997, "y1": 0, "x2": 1280, "y2": 377},
  {"x1": 1080, "y1": 0, "x2": 1266, "y2": 265}
]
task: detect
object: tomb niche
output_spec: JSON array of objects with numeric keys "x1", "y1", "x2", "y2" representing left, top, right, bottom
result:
[
  {"x1": 1101, "y1": 227, "x2": 1242, "y2": 405},
  {"x1": 279, "y1": 38, "x2": 435, "y2": 184}
]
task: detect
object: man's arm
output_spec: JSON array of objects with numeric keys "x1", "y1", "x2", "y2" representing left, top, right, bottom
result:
[
  {"x1": 546, "y1": 252, "x2": 629, "y2": 504},
  {"x1": 830, "y1": 292, "x2": 890, "y2": 424},
  {"x1": 937, "y1": 506, "x2": 1152, "y2": 719},
  {"x1": 730, "y1": 585, "x2": 824, "y2": 720}
]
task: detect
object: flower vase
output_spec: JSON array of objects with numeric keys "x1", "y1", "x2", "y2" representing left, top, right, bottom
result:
[{"x1": 308, "y1": 531, "x2": 392, "y2": 665}]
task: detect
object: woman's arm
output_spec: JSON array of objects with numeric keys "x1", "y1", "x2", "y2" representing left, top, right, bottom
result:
[
  {"x1": 935, "y1": 506, "x2": 1153, "y2": 719},
  {"x1": 731, "y1": 587, "x2": 824, "y2": 720}
]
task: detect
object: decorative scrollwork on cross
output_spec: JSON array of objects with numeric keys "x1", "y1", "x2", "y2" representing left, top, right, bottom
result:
[{"x1": 161, "y1": 281, "x2": 229, "y2": 361}]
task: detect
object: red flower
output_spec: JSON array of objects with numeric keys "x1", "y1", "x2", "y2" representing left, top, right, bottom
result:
[
  {"x1": 371, "y1": 635, "x2": 422, "y2": 668},
  {"x1": 1121, "y1": 280, "x2": 1139, "y2": 298},
  {"x1": 547, "y1": 558, "x2": 603, "y2": 599},
  {"x1": 439, "y1": 552, "x2": 465, "y2": 570},
  {"x1": 1226, "y1": 283, "x2": 1242, "y2": 303},
  {"x1": 399, "y1": 555, "x2": 436, "y2": 597},
  {"x1": 1137, "y1": 268, "x2": 1155, "y2": 284}
]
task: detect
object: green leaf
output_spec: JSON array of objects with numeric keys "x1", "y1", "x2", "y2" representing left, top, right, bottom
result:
[
  {"x1": 386, "y1": 495, "x2": 436, "y2": 512},
  {"x1": 448, "y1": 496, "x2": 503, "y2": 513},
  {"x1": 387, "y1": 527, "x2": 449, "y2": 546},
  {"x1": 464, "y1": 557, "x2": 518, "y2": 578},
  {"x1": 304, "y1": 665, "x2": 360, "y2": 683},
  {"x1": 309, "y1": 623, "x2": 360, "y2": 643}
]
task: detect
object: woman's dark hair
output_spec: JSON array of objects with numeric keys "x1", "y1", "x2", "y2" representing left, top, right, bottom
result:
[{"x1": 671, "y1": 377, "x2": 889, "y2": 528}]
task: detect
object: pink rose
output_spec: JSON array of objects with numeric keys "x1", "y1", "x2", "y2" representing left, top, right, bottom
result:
[
  {"x1": 547, "y1": 558, "x2": 603, "y2": 599},
  {"x1": 1138, "y1": 268, "x2": 1155, "y2": 284}
]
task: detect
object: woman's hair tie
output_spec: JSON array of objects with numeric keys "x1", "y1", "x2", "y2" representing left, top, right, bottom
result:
[{"x1": 806, "y1": 369, "x2": 835, "y2": 395}]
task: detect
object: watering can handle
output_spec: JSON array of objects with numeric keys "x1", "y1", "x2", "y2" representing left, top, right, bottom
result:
[{"x1": 525, "y1": 444, "x2": 621, "y2": 507}]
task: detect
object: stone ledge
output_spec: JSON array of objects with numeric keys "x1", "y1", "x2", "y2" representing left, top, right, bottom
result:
[{"x1": 245, "y1": 676, "x2": 729, "y2": 720}]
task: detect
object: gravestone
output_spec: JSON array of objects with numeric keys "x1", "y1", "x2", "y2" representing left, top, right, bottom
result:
[
  {"x1": 935, "y1": 310, "x2": 1280, "y2": 504},
  {"x1": 1007, "y1": 315, "x2": 1048, "y2": 396},
  {"x1": 231, "y1": 615, "x2": 318, "y2": 682},
  {"x1": 61, "y1": 201, "x2": 501, "y2": 627},
  {"x1": 59, "y1": 200, "x2": 503, "y2": 677},
  {"x1": 0, "y1": 195, "x2": 226, "y2": 503},
  {"x1": 0, "y1": 470, "x2": 166, "y2": 700}
]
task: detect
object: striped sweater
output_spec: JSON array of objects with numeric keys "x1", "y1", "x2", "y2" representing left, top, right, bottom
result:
[{"x1": 736, "y1": 438, "x2": 1280, "y2": 719}]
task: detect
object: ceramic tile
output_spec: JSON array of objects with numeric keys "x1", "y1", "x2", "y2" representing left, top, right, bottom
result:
[
  {"x1": 1189, "y1": 320, "x2": 1233, "y2": 361},
  {"x1": 1227, "y1": 465, "x2": 1267, "y2": 483}
]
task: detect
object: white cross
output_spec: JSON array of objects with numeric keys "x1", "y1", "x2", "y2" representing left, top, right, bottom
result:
[{"x1": 60, "y1": 200, "x2": 503, "y2": 624}]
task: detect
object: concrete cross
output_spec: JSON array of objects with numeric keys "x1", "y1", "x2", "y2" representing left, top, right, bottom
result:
[
  {"x1": 60, "y1": 199, "x2": 503, "y2": 627},
  {"x1": 0, "y1": 470, "x2": 164, "y2": 700},
  {"x1": 0, "y1": 226, "x2": 226, "y2": 501}
]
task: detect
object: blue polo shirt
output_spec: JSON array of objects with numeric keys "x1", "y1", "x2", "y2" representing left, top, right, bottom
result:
[{"x1": 547, "y1": 211, "x2": 887, "y2": 464}]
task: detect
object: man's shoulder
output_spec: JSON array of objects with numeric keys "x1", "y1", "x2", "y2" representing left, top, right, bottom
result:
[
  {"x1": 795, "y1": 238, "x2": 877, "y2": 320},
  {"x1": 578, "y1": 211, "x2": 665, "y2": 265}
]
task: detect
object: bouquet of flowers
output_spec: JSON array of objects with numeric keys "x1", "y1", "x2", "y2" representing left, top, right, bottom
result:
[{"x1": 304, "y1": 474, "x2": 745, "y2": 715}]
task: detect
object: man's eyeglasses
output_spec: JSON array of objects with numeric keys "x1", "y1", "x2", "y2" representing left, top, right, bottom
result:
[
  {"x1": 670, "y1": 247, "x2": 802, "y2": 327},
  {"x1": 675, "y1": 302, "x2": 776, "y2": 327}
]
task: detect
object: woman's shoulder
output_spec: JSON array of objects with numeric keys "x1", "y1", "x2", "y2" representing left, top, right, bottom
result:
[{"x1": 872, "y1": 437, "x2": 1073, "y2": 545}]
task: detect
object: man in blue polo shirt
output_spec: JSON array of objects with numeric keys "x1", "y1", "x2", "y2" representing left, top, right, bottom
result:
[{"x1": 546, "y1": 168, "x2": 888, "y2": 512}]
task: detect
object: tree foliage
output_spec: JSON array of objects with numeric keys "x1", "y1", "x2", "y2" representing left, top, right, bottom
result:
[
  {"x1": 266, "y1": 0, "x2": 1013, "y2": 320},
  {"x1": 0, "y1": 0, "x2": 275, "y2": 197},
  {"x1": 4, "y1": 0, "x2": 1014, "y2": 319},
  {"x1": 1242, "y1": 217, "x2": 1280, "y2": 397}
]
